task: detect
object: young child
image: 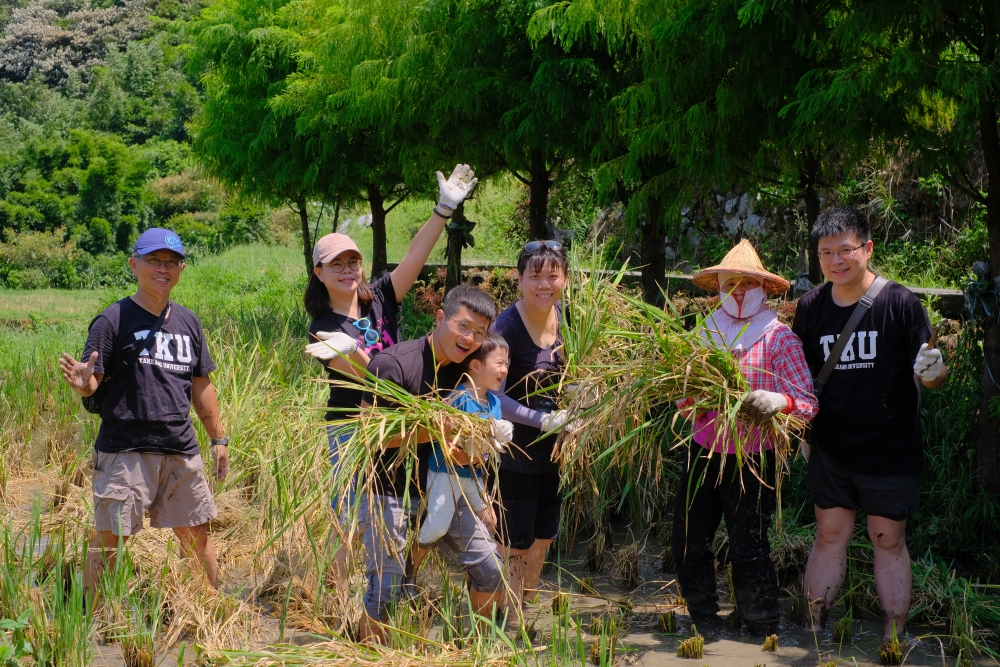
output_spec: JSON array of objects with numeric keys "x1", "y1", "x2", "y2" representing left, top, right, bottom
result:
[{"x1": 419, "y1": 333, "x2": 513, "y2": 546}]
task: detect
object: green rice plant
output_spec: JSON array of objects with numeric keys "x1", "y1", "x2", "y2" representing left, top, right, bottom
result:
[
  {"x1": 588, "y1": 633, "x2": 616, "y2": 666},
  {"x1": 832, "y1": 608, "x2": 853, "y2": 645},
  {"x1": 576, "y1": 576, "x2": 596, "y2": 595},
  {"x1": 787, "y1": 594, "x2": 805, "y2": 625},
  {"x1": 26, "y1": 533, "x2": 91, "y2": 666},
  {"x1": 100, "y1": 543, "x2": 167, "y2": 667},
  {"x1": 877, "y1": 625, "x2": 903, "y2": 666},
  {"x1": 657, "y1": 610, "x2": 677, "y2": 634},
  {"x1": 0, "y1": 506, "x2": 90, "y2": 666},
  {"x1": 676, "y1": 632, "x2": 703, "y2": 659}
]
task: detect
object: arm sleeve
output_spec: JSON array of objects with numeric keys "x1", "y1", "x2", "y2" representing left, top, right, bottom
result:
[
  {"x1": 495, "y1": 377, "x2": 545, "y2": 428},
  {"x1": 83, "y1": 315, "x2": 117, "y2": 376},
  {"x1": 772, "y1": 328, "x2": 818, "y2": 421},
  {"x1": 906, "y1": 295, "x2": 933, "y2": 363},
  {"x1": 363, "y1": 353, "x2": 404, "y2": 407},
  {"x1": 371, "y1": 271, "x2": 399, "y2": 307}
]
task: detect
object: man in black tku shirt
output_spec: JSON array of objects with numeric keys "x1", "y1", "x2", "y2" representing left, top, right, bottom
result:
[
  {"x1": 357, "y1": 285, "x2": 504, "y2": 643},
  {"x1": 59, "y1": 228, "x2": 230, "y2": 594},
  {"x1": 793, "y1": 208, "x2": 947, "y2": 639}
]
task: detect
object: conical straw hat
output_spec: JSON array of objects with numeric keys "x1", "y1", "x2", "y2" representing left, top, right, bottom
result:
[{"x1": 692, "y1": 239, "x2": 790, "y2": 295}]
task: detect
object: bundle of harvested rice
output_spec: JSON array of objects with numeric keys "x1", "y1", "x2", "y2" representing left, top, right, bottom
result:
[{"x1": 553, "y1": 258, "x2": 807, "y2": 520}]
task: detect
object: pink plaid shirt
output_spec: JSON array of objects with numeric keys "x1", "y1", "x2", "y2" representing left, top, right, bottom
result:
[{"x1": 693, "y1": 318, "x2": 818, "y2": 454}]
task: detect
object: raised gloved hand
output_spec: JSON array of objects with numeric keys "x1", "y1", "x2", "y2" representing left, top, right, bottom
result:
[
  {"x1": 739, "y1": 389, "x2": 788, "y2": 424},
  {"x1": 304, "y1": 331, "x2": 358, "y2": 361},
  {"x1": 539, "y1": 409, "x2": 569, "y2": 433},
  {"x1": 913, "y1": 343, "x2": 943, "y2": 382},
  {"x1": 436, "y1": 164, "x2": 478, "y2": 210}
]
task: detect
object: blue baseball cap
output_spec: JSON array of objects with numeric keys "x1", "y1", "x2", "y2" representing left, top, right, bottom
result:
[{"x1": 134, "y1": 228, "x2": 185, "y2": 258}]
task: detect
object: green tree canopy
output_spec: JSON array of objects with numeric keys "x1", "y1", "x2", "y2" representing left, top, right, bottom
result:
[{"x1": 771, "y1": 0, "x2": 1000, "y2": 489}]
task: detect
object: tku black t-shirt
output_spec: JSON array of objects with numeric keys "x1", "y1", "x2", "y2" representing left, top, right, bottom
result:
[
  {"x1": 792, "y1": 280, "x2": 931, "y2": 475},
  {"x1": 492, "y1": 303, "x2": 564, "y2": 475},
  {"x1": 363, "y1": 335, "x2": 463, "y2": 496},
  {"x1": 84, "y1": 298, "x2": 216, "y2": 456},
  {"x1": 309, "y1": 273, "x2": 400, "y2": 420}
]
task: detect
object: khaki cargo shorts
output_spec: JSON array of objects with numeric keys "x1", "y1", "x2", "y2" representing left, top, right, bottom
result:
[{"x1": 92, "y1": 450, "x2": 218, "y2": 536}]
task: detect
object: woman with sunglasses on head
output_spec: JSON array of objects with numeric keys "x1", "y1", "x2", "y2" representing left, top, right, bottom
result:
[
  {"x1": 302, "y1": 164, "x2": 478, "y2": 587},
  {"x1": 490, "y1": 240, "x2": 574, "y2": 624}
]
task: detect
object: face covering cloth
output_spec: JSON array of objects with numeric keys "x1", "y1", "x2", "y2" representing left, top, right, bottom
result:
[{"x1": 700, "y1": 280, "x2": 775, "y2": 352}]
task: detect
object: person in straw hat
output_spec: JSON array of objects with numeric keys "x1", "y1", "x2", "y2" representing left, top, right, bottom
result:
[{"x1": 672, "y1": 239, "x2": 818, "y2": 635}]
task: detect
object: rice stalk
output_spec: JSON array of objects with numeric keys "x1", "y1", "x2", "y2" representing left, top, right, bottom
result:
[
  {"x1": 552, "y1": 253, "x2": 807, "y2": 535},
  {"x1": 676, "y1": 632, "x2": 703, "y2": 659},
  {"x1": 657, "y1": 610, "x2": 677, "y2": 634}
]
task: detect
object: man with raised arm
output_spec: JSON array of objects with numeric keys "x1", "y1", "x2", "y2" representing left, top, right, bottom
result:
[
  {"x1": 59, "y1": 228, "x2": 229, "y2": 594},
  {"x1": 793, "y1": 207, "x2": 947, "y2": 641}
]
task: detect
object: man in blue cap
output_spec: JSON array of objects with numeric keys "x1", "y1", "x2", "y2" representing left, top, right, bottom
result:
[{"x1": 59, "y1": 228, "x2": 230, "y2": 594}]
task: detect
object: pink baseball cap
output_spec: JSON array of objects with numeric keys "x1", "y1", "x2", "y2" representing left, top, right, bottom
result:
[{"x1": 313, "y1": 233, "x2": 361, "y2": 265}]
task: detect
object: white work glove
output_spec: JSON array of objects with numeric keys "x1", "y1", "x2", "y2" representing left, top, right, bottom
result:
[
  {"x1": 304, "y1": 331, "x2": 358, "y2": 361},
  {"x1": 739, "y1": 389, "x2": 788, "y2": 424},
  {"x1": 913, "y1": 343, "x2": 943, "y2": 382},
  {"x1": 565, "y1": 383, "x2": 600, "y2": 409},
  {"x1": 490, "y1": 419, "x2": 514, "y2": 453},
  {"x1": 436, "y1": 164, "x2": 478, "y2": 210},
  {"x1": 492, "y1": 419, "x2": 514, "y2": 443},
  {"x1": 539, "y1": 409, "x2": 569, "y2": 433}
]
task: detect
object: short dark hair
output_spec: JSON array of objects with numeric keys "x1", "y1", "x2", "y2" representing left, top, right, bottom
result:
[
  {"x1": 810, "y1": 207, "x2": 871, "y2": 252},
  {"x1": 462, "y1": 332, "x2": 509, "y2": 370},
  {"x1": 441, "y1": 284, "x2": 496, "y2": 322},
  {"x1": 517, "y1": 240, "x2": 569, "y2": 276}
]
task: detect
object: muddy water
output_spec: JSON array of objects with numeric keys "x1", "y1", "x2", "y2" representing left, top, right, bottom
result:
[
  {"x1": 91, "y1": 529, "x2": 977, "y2": 667},
  {"x1": 529, "y1": 538, "x2": 971, "y2": 667}
]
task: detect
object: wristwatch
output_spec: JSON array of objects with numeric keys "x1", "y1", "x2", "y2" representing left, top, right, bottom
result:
[{"x1": 210, "y1": 437, "x2": 229, "y2": 447}]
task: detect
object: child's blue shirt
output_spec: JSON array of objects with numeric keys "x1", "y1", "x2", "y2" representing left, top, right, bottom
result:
[{"x1": 429, "y1": 384, "x2": 502, "y2": 479}]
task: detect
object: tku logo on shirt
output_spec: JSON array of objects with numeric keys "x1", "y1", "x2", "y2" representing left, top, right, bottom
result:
[
  {"x1": 820, "y1": 331, "x2": 878, "y2": 363},
  {"x1": 134, "y1": 330, "x2": 193, "y2": 364}
]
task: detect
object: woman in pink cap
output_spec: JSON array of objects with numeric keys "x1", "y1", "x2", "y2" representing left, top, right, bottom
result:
[
  {"x1": 303, "y1": 165, "x2": 478, "y2": 587},
  {"x1": 672, "y1": 240, "x2": 818, "y2": 635}
]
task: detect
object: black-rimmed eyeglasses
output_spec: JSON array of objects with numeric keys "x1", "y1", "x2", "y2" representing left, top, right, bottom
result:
[{"x1": 818, "y1": 244, "x2": 865, "y2": 262}]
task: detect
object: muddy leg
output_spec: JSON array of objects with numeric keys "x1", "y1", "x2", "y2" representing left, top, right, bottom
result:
[{"x1": 803, "y1": 506, "x2": 855, "y2": 630}]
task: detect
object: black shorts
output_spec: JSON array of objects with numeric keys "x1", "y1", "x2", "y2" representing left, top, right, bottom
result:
[
  {"x1": 496, "y1": 470, "x2": 562, "y2": 550},
  {"x1": 807, "y1": 446, "x2": 919, "y2": 521}
]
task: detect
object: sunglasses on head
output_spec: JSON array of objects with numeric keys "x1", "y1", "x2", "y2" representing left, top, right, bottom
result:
[{"x1": 521, "y1": 240, "x2": 562, "y2": 255}]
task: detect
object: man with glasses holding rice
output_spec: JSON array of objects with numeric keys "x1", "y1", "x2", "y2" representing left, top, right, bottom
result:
[
  {"x1": 59, "y1": 228, "x2": 229, "y2": 595},
  {"x1": 351, "y1": 284, "x2": 505, "y2": 643}
]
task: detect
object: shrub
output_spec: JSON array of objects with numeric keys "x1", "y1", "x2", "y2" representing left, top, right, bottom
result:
[
  {"x1": 151, "y1": 170, "x2": 221, "y2": 220},
  {"x1": 0, "y1": 227, "x2": 83, "y2": 288}
]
